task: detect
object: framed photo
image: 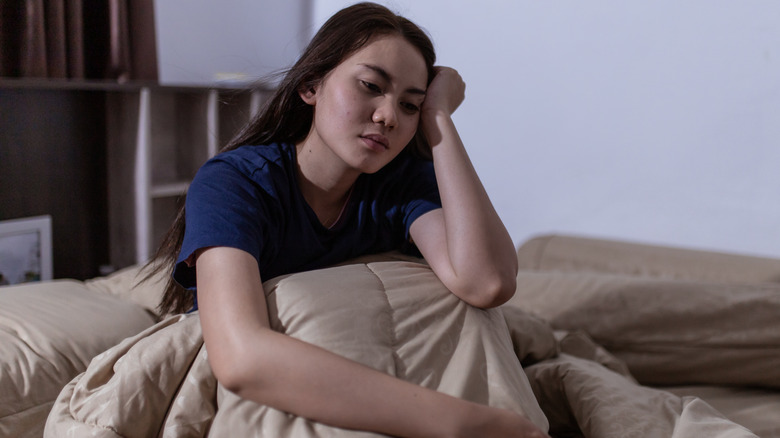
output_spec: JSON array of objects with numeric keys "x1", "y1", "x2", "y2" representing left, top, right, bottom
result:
[{"x1": 0, "y1": 215, "x2": 53, "y2": 286}]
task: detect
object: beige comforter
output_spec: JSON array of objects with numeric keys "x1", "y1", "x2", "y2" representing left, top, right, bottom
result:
[{"x1": 45, "y1": 258, "x2": 757, "y2": 437}]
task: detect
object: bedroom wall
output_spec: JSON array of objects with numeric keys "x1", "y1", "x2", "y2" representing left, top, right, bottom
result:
[
  {"x1": 0, "y1": 88, "x2": 109, "y2": 280},
  {"x1": 312, "y1": 1, "x2": 780, "y2": 258},
  {"x1": 153, "y1": 0, "x2": 311, "y2": 86}
]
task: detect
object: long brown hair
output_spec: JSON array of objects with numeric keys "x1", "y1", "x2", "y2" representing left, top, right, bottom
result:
[{"x1": 147, "y1": 2, "x2": 437, "y2": 315}]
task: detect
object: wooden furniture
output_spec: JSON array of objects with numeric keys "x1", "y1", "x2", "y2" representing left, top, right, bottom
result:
[{"x1": 0, "y1": 79, "x2": 270, "y2": 278}]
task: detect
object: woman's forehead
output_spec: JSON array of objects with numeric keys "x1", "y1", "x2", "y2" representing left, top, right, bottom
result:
[{"x1": 341, "y1": 35, "x2": 427, "y2": 89}]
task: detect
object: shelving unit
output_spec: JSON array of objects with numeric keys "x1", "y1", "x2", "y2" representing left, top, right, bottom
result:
[
  {"x1": 107, "y1": 85, "x2": 270, "y2": 268},
  {"x1": 2, "y1": 79, "x2": 274, "y2": 278}
]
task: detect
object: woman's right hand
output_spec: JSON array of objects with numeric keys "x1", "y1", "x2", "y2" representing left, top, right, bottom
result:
[{"x1": 456, "y1": 405, "x2": 551, "y2": 438}]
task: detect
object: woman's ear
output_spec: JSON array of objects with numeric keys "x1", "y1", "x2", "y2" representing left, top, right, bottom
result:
[{"x1": 299, "y1": 84, "x2": 318, "y2": 105}]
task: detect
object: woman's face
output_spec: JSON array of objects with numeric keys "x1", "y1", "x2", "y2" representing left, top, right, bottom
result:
[{"x1": 300, "y1": 34, "x2": 428, "y2": 174}]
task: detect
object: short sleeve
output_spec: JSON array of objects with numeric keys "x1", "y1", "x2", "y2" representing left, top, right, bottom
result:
[
  {"x1": 173, "y1": 158, "x2": 270, "y2": 290},
  {"x1": 399, "y1": 159, "x2": 441, "y2": 239}
]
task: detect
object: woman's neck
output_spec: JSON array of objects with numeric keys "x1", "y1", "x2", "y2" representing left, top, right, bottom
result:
[{"x1": 295, "y1": 140, "x2": 359, "y2": 225}]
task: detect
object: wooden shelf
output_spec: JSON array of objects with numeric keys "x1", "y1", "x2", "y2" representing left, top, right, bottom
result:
[
  {"x1": 2, "y1": 78, "x2": 270, "y2": 271},
  {"x1": 1, "y1": 79, "x2": 272, "y2": 276},
  {"x1": 107, "y1": 85, "x2": 270, "y2": 267},
  {"x1": 150, "y1": 182, "x2": 189, "y2": 198}
]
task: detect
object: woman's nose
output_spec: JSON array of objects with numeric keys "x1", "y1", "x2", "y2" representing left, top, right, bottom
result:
[{"x1": 371, "y1": 101, "x2": 397, "y2": 128}]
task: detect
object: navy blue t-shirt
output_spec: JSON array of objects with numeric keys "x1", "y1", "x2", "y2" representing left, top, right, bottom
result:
[{"x1": 173, "y1": 142, "x2": 441, "y2": 299}]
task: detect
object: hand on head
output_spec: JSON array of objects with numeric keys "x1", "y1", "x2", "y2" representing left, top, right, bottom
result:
[{"x1": 422, "y1": 66, "x2": 466, "y2": 118}]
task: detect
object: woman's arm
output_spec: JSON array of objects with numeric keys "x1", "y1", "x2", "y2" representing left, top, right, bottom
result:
[
  {"x1": 196, "y1": 246, "x2": 546, "y2": 438},
  {"x1": 410, "y1": 67, "x2": 519, "y2": 309}
]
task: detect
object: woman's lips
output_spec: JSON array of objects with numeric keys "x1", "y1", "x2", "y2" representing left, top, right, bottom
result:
[{"x1": 361, "y1": 134, "x2": 389, "y2": 151}]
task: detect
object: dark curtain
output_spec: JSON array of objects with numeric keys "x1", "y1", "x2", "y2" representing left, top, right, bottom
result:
[{"x1": 0, "y1": 0, "x2": 157, "y2": 81}]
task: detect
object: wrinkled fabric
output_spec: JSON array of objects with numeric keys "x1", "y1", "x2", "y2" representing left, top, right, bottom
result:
[
  {"x1": 0, "y1": 280, "x2": 156, "y2": 438},
  {"x1": 46, "y1": 260, "x2": 548, "y2": 437},
  {"x1": 44, "y1": 258, "x2": 761, "y2": 437}
]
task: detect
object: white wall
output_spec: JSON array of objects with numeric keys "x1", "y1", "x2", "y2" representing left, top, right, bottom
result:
[
  {"x1": 314, "y1": 1, "x2": 780, "y2": 257},
  {"x1": 154, "y1": 0, "x2": 312, "y2": 86}
]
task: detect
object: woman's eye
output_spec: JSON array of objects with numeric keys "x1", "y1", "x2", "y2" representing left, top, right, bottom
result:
[
  {"x1": 361, "y1": 81, "x2": 381, "y2": 93},
  {"x1": 401, "y1": 102, "x2": 420, "y2": 113}
]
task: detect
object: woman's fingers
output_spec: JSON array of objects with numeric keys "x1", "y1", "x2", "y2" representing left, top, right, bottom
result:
[{"x1": 424, "y1": 66, "x2": 465, "y2": 116}]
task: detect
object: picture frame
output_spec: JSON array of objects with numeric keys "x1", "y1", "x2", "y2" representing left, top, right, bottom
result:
[{"x1": 0, "y1": 215, "x2": 53, "y2": 285}]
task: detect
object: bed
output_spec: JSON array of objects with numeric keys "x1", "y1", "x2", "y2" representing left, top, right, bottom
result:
[
  {"x1": 1, "y1": 234, "x2": 778, "y2": 437},
  {"x1": 514, "y1": 235, "x2": 780, "y2": 437}
]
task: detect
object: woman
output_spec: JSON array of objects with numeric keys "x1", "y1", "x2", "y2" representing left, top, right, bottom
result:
[{"x1": 150, "y1": 3, "x2": 548, "y2": 437}]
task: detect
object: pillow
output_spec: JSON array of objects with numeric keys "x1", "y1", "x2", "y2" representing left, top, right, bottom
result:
[
  {"x1": 85, "y1": 264, "x2": 167, "y2": 315},
  {"x1": 0, "y1": 280, "x2": 156, "y2": 438},
  {"x1": 517, "y1": 234, "x2": 780, "y2": 284},
  {"x1": 510, "y1": 270, "x2": 780, "y2": 389},
  {"x1": 212, "y1": 260, "x2": 549, "y2": 435}
]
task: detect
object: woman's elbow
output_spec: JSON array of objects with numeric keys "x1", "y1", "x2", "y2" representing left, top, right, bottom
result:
[
  {"x1": 206, "y1": 332, "x2": 279, "y2": 400},
  {"x1": 209, "y1": 349, "x2": 258, "y2": 395},
  {"x1": 460, "y1": 273, "x2": 516, "y2": 309}
]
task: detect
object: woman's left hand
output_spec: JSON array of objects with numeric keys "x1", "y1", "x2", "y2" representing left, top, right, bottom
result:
[{"x1": 422, "y1": 66, "x2": 466, "y2": 119}]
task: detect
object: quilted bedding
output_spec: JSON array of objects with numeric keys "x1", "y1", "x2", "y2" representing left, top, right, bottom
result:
[
  {"x1": 43, "y1": 256, "x2": 758, "y2": 437},
  {"x1": 0, "y1": 279, "x2": 157, "y2": 438}
]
